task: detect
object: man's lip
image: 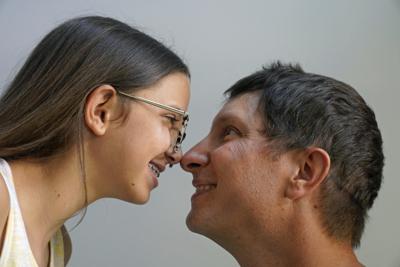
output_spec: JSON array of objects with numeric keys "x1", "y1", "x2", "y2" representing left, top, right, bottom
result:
[
  {"x1": 191, "y1": 183, "x2": 216, "y2": 202},
  {"x1": 192, "y1": 179, "x2": 217, "y2": 187}
]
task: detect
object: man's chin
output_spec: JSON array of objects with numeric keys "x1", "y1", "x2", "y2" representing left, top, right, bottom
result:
[
  {"x1": 185, "y1": 211, "x2": 197, "y2": 231},
  {"x1": 185, "y1": 210, "x2": 207, "y2": 234},
  {"x1": 186, "y1": 210, "x2": 219, "y2": 240}
]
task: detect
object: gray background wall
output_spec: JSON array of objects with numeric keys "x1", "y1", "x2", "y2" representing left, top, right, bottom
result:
[{"x1": 0, "y1": 0, "x2": 399, "y2": 266}]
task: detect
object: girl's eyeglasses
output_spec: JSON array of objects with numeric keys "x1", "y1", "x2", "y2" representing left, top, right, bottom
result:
[{"x1": 118, "y1": 91, "x2": 189, "y2": 153}]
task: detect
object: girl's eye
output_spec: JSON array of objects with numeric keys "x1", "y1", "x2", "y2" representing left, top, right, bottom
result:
[{"x1": 165, "y1": 115, "x2": 179, "y2": 126}]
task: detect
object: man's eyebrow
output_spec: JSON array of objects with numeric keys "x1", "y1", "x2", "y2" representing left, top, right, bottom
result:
[{"x1": 211, "y1": 112, "x2": 244, "y2": 129}]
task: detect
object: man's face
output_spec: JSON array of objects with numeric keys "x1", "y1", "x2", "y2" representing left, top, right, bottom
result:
[{"x1": 181, "y1": 92, "x2": 298, "y2": 244}]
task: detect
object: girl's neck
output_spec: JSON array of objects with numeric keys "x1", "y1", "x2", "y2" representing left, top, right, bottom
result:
[{"x1": 9, "y1": 151, "x2": 86, "y2": 264}]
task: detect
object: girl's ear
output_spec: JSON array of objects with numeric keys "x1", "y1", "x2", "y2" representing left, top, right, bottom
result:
[
  {"x1": 285, "y1": 147, "x2": 331, "y2": 200},
  {"x1": 84, "y1": 85, "x2": 119, "y2": 136}
]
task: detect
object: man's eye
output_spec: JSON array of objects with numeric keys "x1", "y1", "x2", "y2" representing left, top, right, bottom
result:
[{"x1": 222, "y1": 126, "x2": 240, "y2": 139}]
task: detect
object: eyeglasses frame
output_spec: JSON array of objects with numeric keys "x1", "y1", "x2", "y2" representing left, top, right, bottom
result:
[{"x1": 117, "y1": 91, "x2": 189, "y2": 152}]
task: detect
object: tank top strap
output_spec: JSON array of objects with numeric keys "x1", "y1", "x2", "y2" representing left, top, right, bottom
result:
[
  {"x1": 0, "y1": 158, "x2": 65, "y2": 267},
  {"x1": 0, "y1": 158, "x2": 39, "y2": 266},
  {"x1": 0, "y1": 158, "x2": 19, "y2": 208}
]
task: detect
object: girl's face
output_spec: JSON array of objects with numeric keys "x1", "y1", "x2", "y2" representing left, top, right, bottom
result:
[{"x1": 88, "y1": 72, "x2": 190, "y2": 204}]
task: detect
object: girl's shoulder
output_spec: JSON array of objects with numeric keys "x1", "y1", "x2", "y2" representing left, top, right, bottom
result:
[
  {"x1": 0, "y1": 173, "x2": 10, "y2": 251},
  {"x1": 61, "y1": 225, "x2": 72, "y2": 265}
]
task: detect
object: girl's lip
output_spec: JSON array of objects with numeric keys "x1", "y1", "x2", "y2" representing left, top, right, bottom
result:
[
  {"x1": 148, "y1": 165, "x2": 159, "y2": 189},
  {"x1": 152, "y1": 175, "x2": 159, "y2": 189}
]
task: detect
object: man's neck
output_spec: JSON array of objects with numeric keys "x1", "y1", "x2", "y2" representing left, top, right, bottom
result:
[{"x1": 221, "y1": 215, "x2": 363, "y2": 267}]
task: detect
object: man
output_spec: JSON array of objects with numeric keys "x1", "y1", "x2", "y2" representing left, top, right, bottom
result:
[{"x1": 181, "y1": 62, "x2": 384, "y2": 267}]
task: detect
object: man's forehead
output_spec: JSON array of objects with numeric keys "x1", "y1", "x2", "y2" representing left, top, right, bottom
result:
[{"x1": 213, "y1": 92, "x2": 262, "y2": 125}]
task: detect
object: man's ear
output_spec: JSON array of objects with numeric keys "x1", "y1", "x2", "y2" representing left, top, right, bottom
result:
[
  {"x1": 84, "y1": 85, "x2": 119, "y2": 136},
  {"x1": 285, "y1": 147, "x2": 330, "y2": 200}
]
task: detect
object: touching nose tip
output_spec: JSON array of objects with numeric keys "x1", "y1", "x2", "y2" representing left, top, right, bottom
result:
[
  {"x1": 180, "y1": 149, "x2": 208, "y2": 172},
  {"x1": 166, "y1": 149, "x2": 183, "y2": 166}
]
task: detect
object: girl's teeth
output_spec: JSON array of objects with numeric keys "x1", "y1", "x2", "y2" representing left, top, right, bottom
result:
[{"x1": 149, "y1": 164, "x2": 160, "y2": 177}]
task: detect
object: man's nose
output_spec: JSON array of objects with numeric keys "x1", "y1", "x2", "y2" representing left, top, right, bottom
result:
[{"x1": 180, "y1": 140, "x2": 209, "y2": 172}]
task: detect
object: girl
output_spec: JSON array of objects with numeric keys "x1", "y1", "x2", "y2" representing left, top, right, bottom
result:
[{"x1": 0, "y1": 16, "x2": 190, "y2": 266}]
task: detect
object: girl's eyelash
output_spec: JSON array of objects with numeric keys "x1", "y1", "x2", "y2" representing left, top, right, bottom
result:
[{"x1": 165, "y1": 115, "x2": 179, "y2": 124}]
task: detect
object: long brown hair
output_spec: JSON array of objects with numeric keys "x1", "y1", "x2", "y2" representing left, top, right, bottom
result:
[
  {"x1": 0, "y1": 16, "x2": 189, "y2": 161},
  {"x1": 0, "y1": 16, "x2": 190, "y2": 223}
]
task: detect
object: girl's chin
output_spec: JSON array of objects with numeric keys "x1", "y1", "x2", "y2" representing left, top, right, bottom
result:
[{"x1": 129, "y1": 187, "x2": 151, "y2": 205}]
